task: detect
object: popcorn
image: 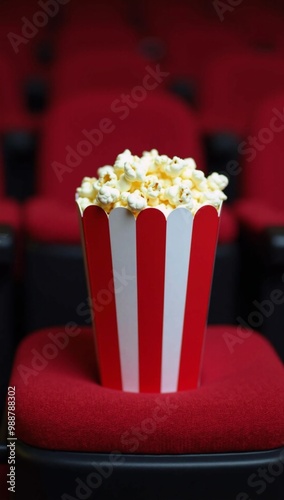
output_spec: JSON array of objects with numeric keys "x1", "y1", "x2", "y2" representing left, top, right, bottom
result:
[
  {"x1": 127, "y1": 191, "x2": 147, "y2": 212},
  {"x1": 191, "y1": 169, "x2": 207, "y2": 190},
  {"x1": 97, "y1": 186, "x2": 120, "y2": 206},
  {"x1": 124, "y1": 159, "x2": 148, "y2": 182},
  {"x1": 77, "y1": 197, "x2": 93, "y2": 211},
  {"x1": 97, "y1": 166, "x2": 117, "y2": 186},
  {"x1": 117, "y1": 174, "x2": 131, "y2": 192},
  {"x1": 140, "y1": 175, "x2": 163, "y2": 206},
  {"x1": 77, "y1": 178, "x2": 97, "y2": 199},
  {"x1": 163, "y1": 156, "x2": 186, "y2": 177},
  {"x1": 207, "y1": 172, "x2": 229, "y2": 191},
  {"x1": 76, "y1": 150, "x2": 228, "y2": 216},
  {"x1": 113, "y1": 149, "x2": 132, "y2": 173}
]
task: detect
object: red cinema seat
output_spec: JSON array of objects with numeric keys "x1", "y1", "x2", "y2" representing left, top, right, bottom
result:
[
  {"x1": 9, "y1": 324, "x2": 284, "y2": 499},
  {"x1": 234, "y1": 93, "x2": 284, "y2": 360},
  {"x1": 226, "y1": 5, "x2": 284, "y2": 50},
  {"x1": 201, "y1": 52, "x2": 284, "y2": 137},
  {"x1": 28, "y1": 91, "x2": 204, "y2": 228},
  {"x1": 23, "y1": 91, "x2": 237, "y2": 331},
  {"x1": 165, "y1": 24, "x2": 244, "y2": 106},
  {"x1": 0, "y1": 54, "x2": 23, "y2": 125},
  {"x1": 56, "y1": 20, "x2": 138, "y2": 61},
  {"x1": 62, "y1": 0, "x2": 128, "y2": 25},
  {"x1": 52, "y1": 49, "x2": 154, "y2": 103},
  {"x1": 143, "y1": 1, "x2": 205, "y2": 40},
  {"x1": 0, "y1": 14, "x2": 50, "y2": 104}
]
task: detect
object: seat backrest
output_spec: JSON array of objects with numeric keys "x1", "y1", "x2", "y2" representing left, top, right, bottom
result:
[
  {"x1": 143, "y1": 1, "x2": 204, "y2": 41},
  {"x1": 227, "y1": 5, "x2": 284, "y2": 49},
  {"x1": 242, "y1": 92, "x2": 284, "y2": 211},
  {"x1": 0, "y1": 53, "x2": 22, "y2": 118},
  {"x1": 53, "y1": 49, "x2": 152, "y2": 102},
  {"x1": 39, "y1": 90, "x2": 203, "y2": 203},
  {"x1": 167, "y1": 25, "x2": 244, "y2": 83},
  {"x1": 62, "y1": 0, "x2": 127, "y2": 25},
  {"x1": 57, "y1": 21, "x2": 138, "y2": 61},
  {"x1": 202, "y1": 52, "x2": 284, "y2": 133},
  {"x1": 0, "y1": 13, "x2": 44, "y2": 80}
]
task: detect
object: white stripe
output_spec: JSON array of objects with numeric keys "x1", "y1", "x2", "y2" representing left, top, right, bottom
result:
[
  {"x1": 109, "y1": 208, "x2": 139, "y2": 392},
  {"x1": 161, "y1": 208, "x2": 193, "y2": 392}
]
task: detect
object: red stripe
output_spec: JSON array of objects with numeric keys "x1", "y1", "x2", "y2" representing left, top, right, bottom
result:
[
  {"x1": 178, "y1": 206, "x2": 220, "y2": 391},
  {"x1": 136, "y1": 209, "x2": 166, "y2": 392},
  {"x1": 82, "y1": 206, "x2": 122, "y2": 390}
]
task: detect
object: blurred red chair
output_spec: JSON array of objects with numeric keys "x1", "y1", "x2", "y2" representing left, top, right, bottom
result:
[
  {"x1": 200, "y1": 51, "x2": 284, "y2": 194},
  {"x1": 165, "y1": 24, "x2": 244, "y2": 107},
  {"x1": 22, "y1": 90, "x2": 237, "y2": 332},
  {"x1": 140, "y1": 1, "x2": 205, "y2": 63},
  {"x1": 25, "y1": 90, "x2": 204, "y2": 239},
  {"x1": 201, "y1": 52, "x2": 284, "y2": 137},
  {"x1": 0, "y1": 53, "x2": 39, "y2": 201},
  {"x1": 142, "y1": 1, "x2": 205, "y2": 40},
  {"x1": 62, "y1": 0, "x2": 128, "y2": 24},
  {"x1": 226, "y1": 5, "x2": 284, "y2": 50},
  {"x1": 234, "y1": 92, "x2": 284, "y2": 360},
  {"x1": 9, "y1": 324, "x2": 284, "y2": 499},
  {"x1": 52, "y1": 49, "x2": 154, "y2": 103},
  {"x1": 56, "y1": 19, "x2": 139, "y2": 62},
  {"x1": 0, "y1": 11, "x2": 51, "y2": 112},
  {"x1": 0, "y1": 53, "x2": 23, "y2": 123}
]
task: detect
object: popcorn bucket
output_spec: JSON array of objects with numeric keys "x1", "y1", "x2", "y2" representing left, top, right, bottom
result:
[{"x1": 77, "y1": 203, "x2": 221, "y2": 393}]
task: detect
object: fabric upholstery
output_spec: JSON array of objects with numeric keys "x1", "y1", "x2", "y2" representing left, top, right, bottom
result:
[
  {"x1": 167, "y1": 25, "x2": 244, "y2": 87},
  {"x1": 201, "y1": 53, "x2": 284, "y2": 135},
  {"x1": 10, "y1": 325, "x2": 284, "y2": 454},
  {"x1": 53, "y1": 49, "x2": 152, "y2": 102},
  {"x1": 37, "y1": 91, "x2": 204, "y2": 202},
  {"x1": 241, "y1": 93, "x2": 284, "y2": 211}
]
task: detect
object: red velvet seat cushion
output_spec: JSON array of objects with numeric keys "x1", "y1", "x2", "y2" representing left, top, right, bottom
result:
[
  {"x1": 10, "y1": 326, "x2": 284, "y2": 454},
  {"x1": 24, "y1": 198, "x2": 237, "y2": 245},
  {"x1": 234, "y1": 199, "x2": 284, "y2": 233}
]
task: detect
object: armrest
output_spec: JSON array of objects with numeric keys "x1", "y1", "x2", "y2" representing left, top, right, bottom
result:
[
  {"x1": 35, "y1": 39, "x2": 54, "y2": 65},
  {"x1": 24, "y1": 76, "x2": 49, "y2": 114},
  {"x1": 3, "y1": 130, "x2": 37, "y2": 201},
  {"x1": 0, "y1": 226, "x2": 14, "y2": 267},
  {"x1": 0, "y1": 442, "x2": 7, "y2": 463},
  {"x1": 261, "y1": 226, "x2": 284, "y2": 267},
  {"x1": 204, "y1": 131, "x2": 241, "y2": 202}
]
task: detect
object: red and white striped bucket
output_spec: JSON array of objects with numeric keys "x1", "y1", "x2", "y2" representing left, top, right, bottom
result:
[{"x1": 78, "y1": 204, "x2": 221, "y2": 393}]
